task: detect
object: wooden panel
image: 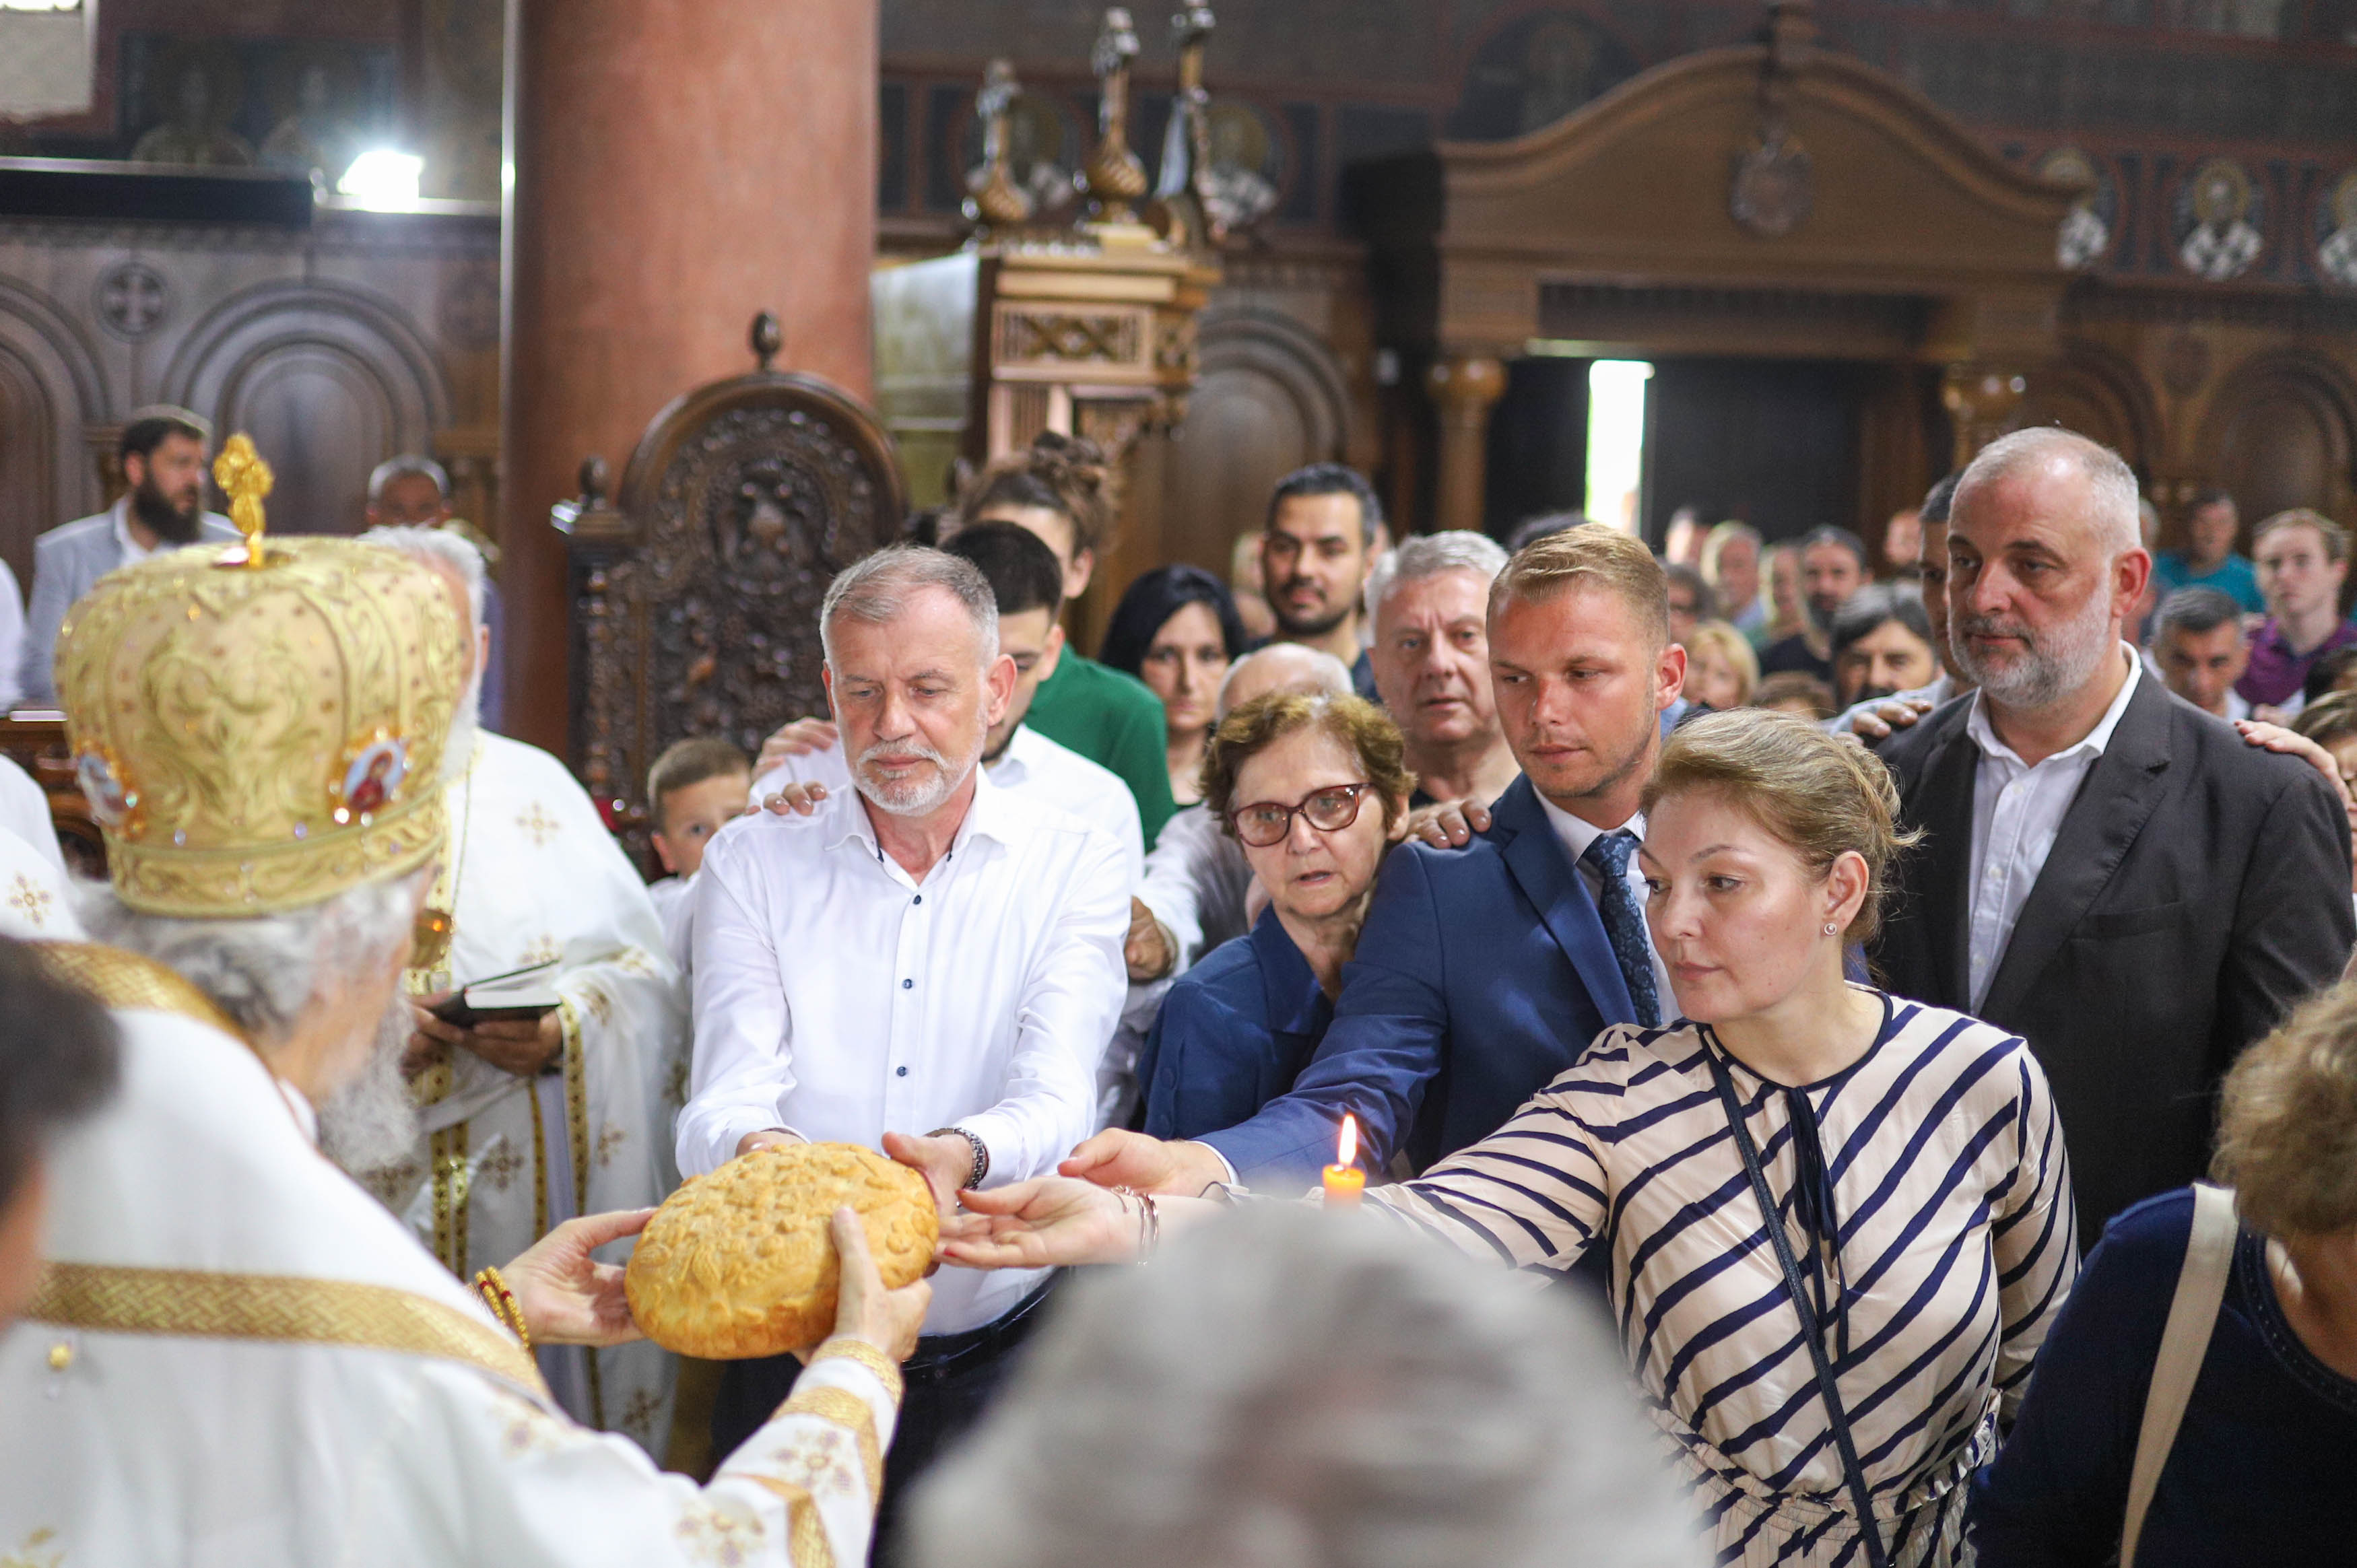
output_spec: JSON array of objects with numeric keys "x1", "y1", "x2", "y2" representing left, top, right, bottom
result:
[
  {"x1": 0, "y1": 342, "x2": 55, "y2": 592},
  {"x1": 1154, "y1": 304, "x2": 1353, "y2": 576},
  {"x1": 2216, "y1": 390, "x2": 2337, "y2": 522},
  {"x1": 224, "y1": 340, "x2": 394, "y2": 535}
]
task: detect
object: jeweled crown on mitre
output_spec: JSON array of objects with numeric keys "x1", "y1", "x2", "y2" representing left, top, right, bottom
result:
[{"x1": 53, "y1": 436, "x2": 469, "y2": 916}]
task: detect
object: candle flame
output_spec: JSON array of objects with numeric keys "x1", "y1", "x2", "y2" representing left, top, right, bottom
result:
[{"x1": 1337, "y1": 1113, "x2": 1358, "y2": 1169}]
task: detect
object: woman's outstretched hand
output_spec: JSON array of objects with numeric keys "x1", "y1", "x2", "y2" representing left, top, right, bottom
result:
[
  {"x1": 1058, "y1": 1128, "x2": 1228, "y2": 1196},
  {"x1": 937, "y1": 1178, "x2": 1141, "y2": 1270}
]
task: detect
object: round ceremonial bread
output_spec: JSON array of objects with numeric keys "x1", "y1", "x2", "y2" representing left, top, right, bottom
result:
[{"x1": 626, "y1": 1142, "x2": 938, "y2": 1359}]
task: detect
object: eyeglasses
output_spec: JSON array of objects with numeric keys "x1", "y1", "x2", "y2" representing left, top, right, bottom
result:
[{"x1": 1230, "y1": 783, "x2": 1374, "y2": 848}]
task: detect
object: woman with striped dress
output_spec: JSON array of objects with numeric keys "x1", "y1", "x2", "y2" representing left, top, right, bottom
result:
[{"x1": 939, "y1": 710, "x2": 2080, "y2": 1567}]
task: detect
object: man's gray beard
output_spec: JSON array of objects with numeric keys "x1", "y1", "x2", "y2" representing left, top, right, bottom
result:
[
  {"x1": 318, "y1": 996, "x2": 422, "y2": 1176},
  {"x1": 440, "y1": 658, "x2": 484, "y2": 783},
  {"x1": 1952, "y1": 587, "x2": 2116, "y2": 711},
  {"x1": 853, "y1": 732, "x2": 981, "y2": 817}
]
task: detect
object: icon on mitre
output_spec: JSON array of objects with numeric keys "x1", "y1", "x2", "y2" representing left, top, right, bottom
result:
[
  {"x1": 335, "y1": 735, "x2": 410, "y2": 821},
  {"x1": 75, "y1": 745, "x2": 139, "y2": 830}
]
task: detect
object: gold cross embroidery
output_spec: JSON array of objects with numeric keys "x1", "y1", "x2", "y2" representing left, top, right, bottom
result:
[
  {"x1": 5, "y1": 875, "x2": 53, "y2": 928},
  {"x1": 514, "y1": 803, "x2": 560, "y2": 847}
]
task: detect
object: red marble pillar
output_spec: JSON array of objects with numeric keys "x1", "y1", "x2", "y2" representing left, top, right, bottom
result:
[{"x1": 501, "y1": 0, "x2": 876, "y2": 754}]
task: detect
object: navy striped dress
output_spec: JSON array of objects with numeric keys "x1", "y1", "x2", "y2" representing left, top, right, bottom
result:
[{"x1": 1364, "y1": 992, "x2": 2079, "y2": 1567}]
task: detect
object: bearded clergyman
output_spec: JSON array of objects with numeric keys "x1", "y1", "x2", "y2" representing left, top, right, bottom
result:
[
  {"x1": 0, "y1": 485, "x2": 925, "y2": 1565},
  {"x1": 359, "y1": 524, "x2": 690, "y2": 1458}
]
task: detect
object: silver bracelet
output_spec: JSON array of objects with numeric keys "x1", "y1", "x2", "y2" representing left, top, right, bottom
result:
[
  {"x1": 1112, "y1": 1185, "x2": 1160, "y2": 1263},
  {"x1": 926, "y1": 1125, "x2": 989, "y2": 1190}
]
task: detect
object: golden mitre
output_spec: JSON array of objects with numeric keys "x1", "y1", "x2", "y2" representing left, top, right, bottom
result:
[{"x1": 53, "y1": 436, "x2": 469, "y2": 917}]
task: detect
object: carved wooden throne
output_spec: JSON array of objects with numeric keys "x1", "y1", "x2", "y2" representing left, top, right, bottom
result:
[{"x1": 559, "y1": 313, "x2": 907, "y2": 861}]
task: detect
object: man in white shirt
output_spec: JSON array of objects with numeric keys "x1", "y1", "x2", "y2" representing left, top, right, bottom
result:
[
  {"x1": 20, "y1": 407, "x2": 237, "y2": 705},
  {"x1": 751, "y1": 522, "x2": 1143, "y2": 883},
  {"x1": 1872, "y1": 428, "x2": 2353, "y2": 1234},
  {"x1": 682, "y1": 545, "x2": 1128, "y2": 1556}
]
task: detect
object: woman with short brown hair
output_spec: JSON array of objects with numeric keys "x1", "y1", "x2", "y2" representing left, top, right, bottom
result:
[{"x1": 1135, "y1": 691, "x2": 1413, "y2": 1143}]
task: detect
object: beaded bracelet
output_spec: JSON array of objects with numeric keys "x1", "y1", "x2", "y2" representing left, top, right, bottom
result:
[{"x1": 473, "y1": 1265, "x2": 532, "y2": 1352}]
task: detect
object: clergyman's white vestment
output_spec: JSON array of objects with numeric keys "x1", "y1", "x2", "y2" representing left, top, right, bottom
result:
[
  {"x1": 376, "y1": 732, "x2": 690, "y2": 1454},
  {"x1": 0, "y1": 970, "x2": 898, "y2": 1568}
]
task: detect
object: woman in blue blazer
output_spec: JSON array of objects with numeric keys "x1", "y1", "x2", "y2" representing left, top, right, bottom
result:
[{"x1": 1138, "y1": 690, "x2": 1413, "y2": 1142}]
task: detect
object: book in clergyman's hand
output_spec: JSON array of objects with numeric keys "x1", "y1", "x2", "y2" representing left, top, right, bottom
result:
[{"x1": 429, "y1": 958, "x2": 561, "y2": 1027}]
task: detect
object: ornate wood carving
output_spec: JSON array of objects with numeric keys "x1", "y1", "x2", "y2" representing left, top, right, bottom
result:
[{"x1": 561, "y1": 313, "x2": 907, "y2": 861}]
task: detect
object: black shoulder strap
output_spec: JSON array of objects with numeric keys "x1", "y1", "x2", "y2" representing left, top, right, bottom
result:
[{"x1": 1703, "y1": 1037, "x2": 1891, "y2": 1568}]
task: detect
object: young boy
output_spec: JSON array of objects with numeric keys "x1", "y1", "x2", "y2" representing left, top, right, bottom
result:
[{"x1": 646, "y1": 737, "x2": 754, "y2": 974}]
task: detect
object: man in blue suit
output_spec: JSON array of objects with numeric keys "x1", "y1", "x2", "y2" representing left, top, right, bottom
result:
[{"x1": 1067, "y1": 524, "x2": 1685, "y2": 1191}]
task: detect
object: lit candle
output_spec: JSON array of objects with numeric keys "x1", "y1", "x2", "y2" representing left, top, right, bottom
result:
[{"x1": 1322, "y1": 1114, "x2": 1365, "y2": 1208}]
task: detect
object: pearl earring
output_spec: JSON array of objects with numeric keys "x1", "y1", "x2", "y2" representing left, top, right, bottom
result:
[{"x1": 1822, "y1": 922, "x2": 1838, "y2": 935}]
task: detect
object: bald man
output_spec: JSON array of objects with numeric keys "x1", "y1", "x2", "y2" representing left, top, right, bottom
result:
[{"x1": 1871, "y1": 429, "x2": 2353, "y2": 1237}]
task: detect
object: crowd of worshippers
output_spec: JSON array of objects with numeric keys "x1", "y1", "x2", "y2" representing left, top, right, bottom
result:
[{"x1": 2, "y1": 415, "x2": 2357, "y2": 1568}]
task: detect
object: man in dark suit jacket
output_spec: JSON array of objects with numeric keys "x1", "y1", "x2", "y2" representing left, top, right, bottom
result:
[
  {"x1": 1874, "y1": 428, "x2": 2354, "y2": 1239},
  {"x1": 1065, "y1": 524, "x2": 1686, "y2": 1193}
]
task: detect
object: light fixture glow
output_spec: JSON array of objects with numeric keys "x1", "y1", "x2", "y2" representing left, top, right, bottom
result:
[
  {"x1": 1585, "y1": 360, "x2": 1654, "y2": 535},
  {"x1": 337, "y1": 149, "x2": 424, "y2": 209}
]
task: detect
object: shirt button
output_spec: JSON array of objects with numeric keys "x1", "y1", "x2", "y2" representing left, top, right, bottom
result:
[
  {"x1": 902, "y1": 978, "x2": 913, "y2": 990},
  {"x1": 913, "y1": 895, "x2": 923, "y2": 906},
  {"x1": 896, "y1": 1065, "x2": 908, "y2": 1077}
]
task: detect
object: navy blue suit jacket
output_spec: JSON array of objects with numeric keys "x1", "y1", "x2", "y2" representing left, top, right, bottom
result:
[
  {"x1": 1137, "y1": 906, "x2": 1331, "y2": 1141},
  {"x1": 1199, "y1": 774, "x2": 1642, "y2": 1186}
]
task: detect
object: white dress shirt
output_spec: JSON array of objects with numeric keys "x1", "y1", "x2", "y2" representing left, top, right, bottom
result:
[
  {"x1": 682, "y1": 765, "x2": 1129, "y2": 1333},
  {"x1": 754, "y1": 723, "x2": 1143, "y2": 886},
  {"x1": 1135, "y1": 802, "x2": 1253, "y2": 977},
  {"x1": 1535, "y1": 795, "x2": 1675, "y2": 1013},
  {"x1": 111, "y1": 500, "x2": 170, "y2": 566},
  {"x1": 1964, "y1": 645, "x2": 2143, "y2": 1011}
]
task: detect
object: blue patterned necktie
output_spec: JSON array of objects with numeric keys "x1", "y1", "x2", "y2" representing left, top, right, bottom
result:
[{"x1": 1581, "y1": 829, "x2": 1662, "y2": 1028}]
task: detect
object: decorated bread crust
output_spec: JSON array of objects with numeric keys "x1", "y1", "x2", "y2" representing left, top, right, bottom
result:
[{"x1": 626, "y1": 1142, "x2": 938, "y2": 1359}]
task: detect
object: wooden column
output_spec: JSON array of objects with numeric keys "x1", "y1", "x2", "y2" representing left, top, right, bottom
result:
[
  {"x1": 502, "y1": 0, "x2": 877, "y2": 754},
  {"x1": 1427, "y1": 353, "x2": 1506, "y2": 535}
]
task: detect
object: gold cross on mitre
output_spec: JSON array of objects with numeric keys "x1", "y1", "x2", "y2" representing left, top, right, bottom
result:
[{"x1": 211, "y1": 432, "x2": 274, "y2": 568}]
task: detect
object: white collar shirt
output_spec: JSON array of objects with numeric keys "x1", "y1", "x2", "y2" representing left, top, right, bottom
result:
[
  {"x1": 681, "y1": 764, "x2": 1130, "y2": 1333},
  {"x1": 1533, "y1": 794, "x2": 1673, "y2": 1011},
  {"x1": 1963, "y1": 644, "x2": 2143, "y2": 1011},
  {"x1": 112, "y1": 497, "x2": 166, "y2": 566}
]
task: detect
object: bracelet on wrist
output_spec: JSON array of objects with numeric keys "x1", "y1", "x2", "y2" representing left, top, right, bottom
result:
[
  {"x1": 1112, "y1": 1185, "x2": 1160, "y2": 1263},
  {"x1": 472, "y1": 1265, "x2": 532, "y2": 1352},
  {"x1": 925, "y1": 1125, "x2": 989, "y2": 1189}
]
